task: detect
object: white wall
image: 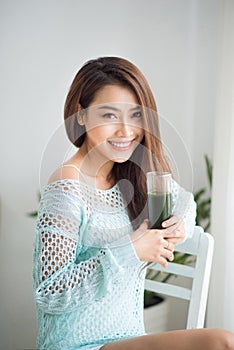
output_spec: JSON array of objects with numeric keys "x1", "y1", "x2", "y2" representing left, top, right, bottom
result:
[
  {"x1": 0, "y1": 0, "x2": 223, "y2": 348},
  {"x1": 207, "y1": 0, "x2": 234, "y2": 331}
]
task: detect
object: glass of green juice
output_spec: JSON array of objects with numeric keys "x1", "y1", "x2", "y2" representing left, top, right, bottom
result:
[{"x1": 146, "y1": 172, "x2": 172, "y2": 229}]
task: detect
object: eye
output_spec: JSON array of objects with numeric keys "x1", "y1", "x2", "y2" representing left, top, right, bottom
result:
[
  {"x1": 132, "y1": 111, "x2": 142, "y2": 119},
  {"x1": 102, "y1": 113, "x2": 118, "y2": 120}
]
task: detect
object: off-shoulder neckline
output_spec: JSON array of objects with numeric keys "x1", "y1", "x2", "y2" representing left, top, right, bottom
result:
[{"x1": 41, "y1": 178, "x2": 119, "y2": 194}]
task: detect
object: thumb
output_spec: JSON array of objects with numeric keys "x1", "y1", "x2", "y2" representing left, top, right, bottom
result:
[{"x1": 142, "y1": 219, "x2": 149, "y2": 228}]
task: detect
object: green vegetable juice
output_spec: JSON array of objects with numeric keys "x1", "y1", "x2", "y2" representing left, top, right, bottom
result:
[{"x1": 148, "y1": 192, "x2": 172, "y2": 229}]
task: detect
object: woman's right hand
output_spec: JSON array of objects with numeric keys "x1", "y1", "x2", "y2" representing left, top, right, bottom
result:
[{"x1": 130, "y1": 220, "x2": 175, "y2": 268}]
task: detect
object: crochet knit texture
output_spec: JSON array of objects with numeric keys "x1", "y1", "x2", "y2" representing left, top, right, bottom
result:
[{"x1": 33, "y1": 178, "x2": 196, "y2": 350}]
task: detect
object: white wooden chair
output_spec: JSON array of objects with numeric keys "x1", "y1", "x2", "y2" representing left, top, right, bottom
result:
[{"x1": 144, "y1": 226, "x2": 214, "y2": 329}]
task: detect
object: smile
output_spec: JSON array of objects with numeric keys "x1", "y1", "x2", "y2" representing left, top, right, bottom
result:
[{"x1": 108, "y1": 140, "x2": 134, "y2": 151}]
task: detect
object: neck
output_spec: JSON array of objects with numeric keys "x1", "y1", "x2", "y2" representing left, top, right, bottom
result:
[{"x1": 72, "y1": 144, "x2": 115, "y2": 188}]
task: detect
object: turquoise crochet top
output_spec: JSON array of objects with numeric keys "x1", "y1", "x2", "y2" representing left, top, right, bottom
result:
[{"x1": 33, "y1": 177, "x2": 196, "y2": 350}]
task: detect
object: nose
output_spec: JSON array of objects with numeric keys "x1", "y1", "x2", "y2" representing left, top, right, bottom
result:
[{"x1": 115, "y1": 122, "x2": 134, "y2": 137}]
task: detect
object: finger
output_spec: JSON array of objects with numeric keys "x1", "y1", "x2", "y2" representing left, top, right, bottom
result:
[
  {"x1": 142, "y1": 219, "x2": 149, "y2": 228},
  {"x1": 164, "y1": 220, "x2": 185, "y2": 235},
  {"x1": 158, "y1": 256, "x2": 169, "y2": 268},
  {"x1": 164, "y1": 240, "x2": 174, "y2": 252},
  {"x1": 163, "y1": 217, "x2": 185, "y2": 234},
  {"x1": 162, "y1": 215, "x2": 179, "y2": 228},
  {"x1": 167, "y1": 237, "x2": 185, "y2": 245},
  {"x1": 163, "y1": 249, "x2": 174, "y2": 262},
  {"x1": 163, "y1": 228, "x2": 185, "y2": 239}
]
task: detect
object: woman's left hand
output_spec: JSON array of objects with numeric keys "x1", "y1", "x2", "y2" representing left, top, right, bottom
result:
[{"x1": 161, "y1": 215, "x2": 185, "y2": 245}]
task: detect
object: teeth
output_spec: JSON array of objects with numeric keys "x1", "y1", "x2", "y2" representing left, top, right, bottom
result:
[{"x1": 109, "y1": 141, "x2": 131, "y2": 148}]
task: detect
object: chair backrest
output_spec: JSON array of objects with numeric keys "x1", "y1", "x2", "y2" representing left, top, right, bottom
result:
[{"x1": 144, "y1": 226, "x2": 214, "y2": 329}]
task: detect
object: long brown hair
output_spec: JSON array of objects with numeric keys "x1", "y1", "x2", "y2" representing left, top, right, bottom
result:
[{"x1": 64, "y1": 57, "x2": 170, "y2": 229}]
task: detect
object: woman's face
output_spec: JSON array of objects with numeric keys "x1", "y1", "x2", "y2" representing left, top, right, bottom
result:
[{"x1": 80, "y1": 85, "x2": 145, "y2": 163}]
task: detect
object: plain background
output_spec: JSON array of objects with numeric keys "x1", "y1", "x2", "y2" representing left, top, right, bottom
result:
[{"x1": 0, "y1": 0, "x2": 224, "y2": 348}]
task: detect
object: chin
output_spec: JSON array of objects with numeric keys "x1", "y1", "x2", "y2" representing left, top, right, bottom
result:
[{"x1": 111, "y1": 157, "x2": 130, "y2": 163}]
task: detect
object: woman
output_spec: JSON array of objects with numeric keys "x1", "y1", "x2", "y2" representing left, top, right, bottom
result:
[{"x1": 33, "y1": 57, "x2": 234, "y2": 349}]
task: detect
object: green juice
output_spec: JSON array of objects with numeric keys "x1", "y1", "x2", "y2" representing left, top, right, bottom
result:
[{"x1": 148, "y1": 192, "x2": 172, "y2": 229}]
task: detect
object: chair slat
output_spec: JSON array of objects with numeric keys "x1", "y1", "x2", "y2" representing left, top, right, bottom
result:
[
  {"x1": 144, "y1": 279, "x2": 191, "y2": 300},
  {"x1": 147, "y1": 262, "x2": 195, "y2": 278}
]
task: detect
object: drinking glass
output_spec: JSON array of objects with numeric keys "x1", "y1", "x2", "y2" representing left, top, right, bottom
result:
[{"x1": 146, "y1": 172, "x2": 172, "y2": 229}]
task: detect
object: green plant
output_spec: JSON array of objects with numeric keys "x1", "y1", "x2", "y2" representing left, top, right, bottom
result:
[
  {"x1": 144, "y1": 154, "x2": 213, "y2": 307},
  {"x1": 27, "y1": 191, "x2": 41, "y2": 217},
  {"x1": 194, "y1": 154, "x2": 212, "y2": 231}
]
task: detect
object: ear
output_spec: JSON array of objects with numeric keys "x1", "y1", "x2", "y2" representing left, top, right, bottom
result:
[{"x1": 77, "y1": 104, "x2": 85, "y2": 126}]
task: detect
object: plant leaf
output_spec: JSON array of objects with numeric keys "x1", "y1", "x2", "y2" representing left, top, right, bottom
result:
[
  {"x1": 205, "y1": 154, "x2": 213, "y2": 190},
  {"x1": 194, "y1": 188, "x2": 206, "y2": 202},
  {"x1": 27, "y1": 211, "x2": 38, "y2": 217}
]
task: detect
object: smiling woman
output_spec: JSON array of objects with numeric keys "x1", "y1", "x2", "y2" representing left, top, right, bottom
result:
[
  {"x1": 32, "y1": 56, "x2": 234, "y2": 350},
  {"x1": 79, "y1": 87, "x2": 145, "y2": 166}
]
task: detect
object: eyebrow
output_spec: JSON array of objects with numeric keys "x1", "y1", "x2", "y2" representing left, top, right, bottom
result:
[{"x1": 97, "y1": 105, "x2": 141, "y2": 112}]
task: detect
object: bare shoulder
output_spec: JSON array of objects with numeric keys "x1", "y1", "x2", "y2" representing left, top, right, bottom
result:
[{"x1": 47, "y1": 164, "x2": 81, "y2": 184}]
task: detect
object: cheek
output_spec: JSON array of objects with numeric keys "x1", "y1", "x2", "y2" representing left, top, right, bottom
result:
[
  {"x1": 137, "y1": 127, "x2": 145, "y2": 141},
  {"x1": 86, "y1": 125, "x2": 115, "y2": 142}
]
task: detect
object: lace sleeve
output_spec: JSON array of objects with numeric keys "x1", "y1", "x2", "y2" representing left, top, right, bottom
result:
[
  {"x1": 33, "y1": 183, "x2": 140, "y2": 315},
  {"x1": 171, "y1": 180, "x2": 197, "y2": 239}
]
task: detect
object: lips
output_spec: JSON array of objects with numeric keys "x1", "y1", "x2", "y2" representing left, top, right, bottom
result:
[{"x1": 108, "y1": 139, "x2": 135, "y2": 151}]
